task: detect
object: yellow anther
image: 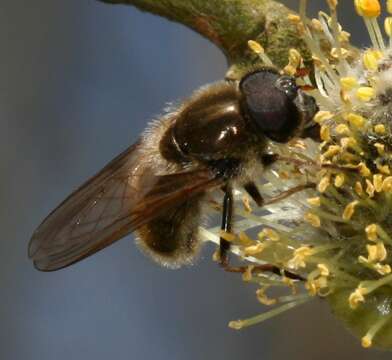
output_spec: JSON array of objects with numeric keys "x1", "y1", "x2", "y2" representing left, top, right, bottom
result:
[
  {"x1": 366, "y1": 224, "x2": 378, "y2": 241},
  {"x1": 355, "y1": 181, "x2": 364, "y2": 196},
  {"x1": 327, "y1": 0, "x2": 338, "y2": 9},
  {"x1": 363, "y1": 49, "x2": 383, "y2": 71},
  {"x1": 323, "y1": 145, "x2": 341, "y2": 158},
  {"x1": 242, "y1": 196, "x2": 252, "y2": 213},
  {"x1": 339, "y1": 31, "x2": 351, "y2": 43},
  {"x1": 374, "y1": 124, "x2": 386, "y2": 134},
  {"x1": 238, "y1": 231, "x2": 253, "y2": 246},
  {"x1": 256, "y1": 287, "x2": 277, "y2": 306},
  {"x1": 283, "y1": 65, "x2": 296, "y2": 76},
  {"x1": 367, "y1": 242, "x2": 387, "y2": 262},
  {"x1": 346, "y1": 113, "x2": 365, "y2": 128},
  {"x1": 331, "y1": 47, "x2": 349, "y2": 59},
  {"x1": 334, "y1": 173, "x2": 345, "y2": 188},
  {"x1": 318, "y1": 176, "x2": 330, "y2": 193},
  {"x1": 374, "y1": 263, "x2": 391, "y2": 275},
  {"x1": 388, "y1": 0, "x2": 392, "y2": 14},
  {"x1": 320, "y1": 125, "x2": 330, "y2": 142},
  {"x1": 356, "y1": 87, "x2": 376, "y2": 102},
  {"x1": 382, "y1": 176, "x2": 392, "y2": 191},
  {"x1": 304, "y1": 212, "x2": 321, "y2": 227},
  {"x1": 340, "y1": 77, "x2": 358, "y2": 91},
  {"x1": 354, "y1": 0, "x2": 381, "y2": 18},
  {"x1": 314, "y1": 111, "x2": 333, "y2": 124},
  {"x1": 262, "y1": 228, "x2": 280, "y2": 242},
  {"x1": 336, "y1": 124, "x2": 350, "y2": 135},
  {"x1": 228, "y1": 320, "x2": 243, "y2": 330},
  {"x1": 374, "y1": 143, "x2": 385, "y2": 155},
  {"x1": 318, "y1": 263, "x2": 330, "y2": 277},
  {"x1": 362, "y1": 335, "x2": 373, "y2": 348},
  {"x1": 247, "y1": 40, "x2": 264, "y2": 54},
  {"x1": 242, "y1": 265, "x2": 255, "y2": 282},
  {"x1": 358, "y1": 162, "x2": 372, "y2": 177},
  {"x1": 244, "y1": 243, "x2": 265, "y2": 256},
  {"x1": 288, "y1": 48, "x2": 302, "y2": 68},
  {"x1": 288, "y1": 246, "x2": 313, "y2": 270},
  {"x1": 366, "y1": 179, "x2": 375, "y2": 197},
  {"x1": 219, "y1": 230, "x2": 237, "y2": 242},
  {"x1": 373, "y1": 174, "x2": 383, "y2": 192},
  {"x1": 376, "y1": 163, "x2": 390, "y2": 175},
  {"x1": 343, "y1": 201, "x2": 359, "y2": 220},
  {"x1": 340, "y1": 137, "x2": 356, "y2": 150},
  {"x1": 385, "y1": 17, "x2": 392, "y2": 37},
  {"x1": 287, "y1": 14, "x2": 301, "y2": 23},
  {"x1": 311, "y1": 18, "x2": 323, "y2": 31},
  {"x1": 307, "y1": 197, "x2": 321, "y2": 207},
  {"x1": 348, "y1": 285, "x2": 367, "y2": 309},
  {"x1": 305, "y1": 277, "x2": 328, "y2": 296}
]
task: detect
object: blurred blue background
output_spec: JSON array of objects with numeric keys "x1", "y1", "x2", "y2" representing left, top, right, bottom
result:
[{"x1": 1, "y1": 0, "x2": 392, "y2": 359}]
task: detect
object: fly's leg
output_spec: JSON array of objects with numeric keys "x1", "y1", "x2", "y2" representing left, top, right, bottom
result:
[{"x1": 219, "y1": 185, "x2": 233, "y2": 267}]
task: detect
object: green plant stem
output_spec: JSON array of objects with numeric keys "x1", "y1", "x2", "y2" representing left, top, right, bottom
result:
[{"x1": 98, "y1": 0, "x2": 312, "y2": 79}]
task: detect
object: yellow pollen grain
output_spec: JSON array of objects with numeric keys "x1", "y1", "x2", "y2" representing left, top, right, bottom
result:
[
  {"x1": 336, "y1": 124, "x2": 350, "y2": 135},
  {"x1": 247, "y1": 40, "x2": 264, "y2": 54},
  {"x1": 314, "y1": 111, "x2": 333, "y2": 124},
  {"x1": 346, "y1": 113, "x2": 365, "y2": 128},
  {"x1": 382, "y1": 176, "x2": 392, "y2": 192},
  {"x1": 334, "y1": 173, "x2": 345, "y2": 188},
  {"x1": 385, "y1": 17, "x2": 392, "y2": 37},
  {"x1": 373, "y1": 174, "x2": 383, "y2": 192},
  {"x1": 343, "y1": 201, "x2": 359, "y2": 220},
  {"x1": 348, "y1": 286, "x2": 366, "y2": 309},
  {"x1": 356, "y1": 87, "x2": 376, "y2": 102},
  {"x1": 363, "y1": 49, "x2": 383, "y2": 71},
  {"x1": 318, "y1": 176, "x2": 330, "y2": 193},
  {"x1": 289, "y1": 48, "x2": 302, "y2": 67},
  {"x1": 374, "y1": 143, "x2": 385, "y2": 155},
  {"x1": 244, "y1": 243, "x2": 265, "y2": 256},
  {"x1": 366, "y1": 224, "x2": 378, "y2": 241},
  {"x1": 288, "y1": 246, "x2": 313, "y2": 270},
  {"x1": 307, "y1": 197, "x2": 321, "y2": 207},
  {"x1": 354, "y1": 0, "x2": 381, "y2": 18},
  {"x1": 366, "y1": 179, "x2": 375, "y2": 197},
  {"x1": 304, "y1": 212, "x2": 321, "y2": 227},
  {"x1": 340, "y1": 77, "x2": 358, "y2": 91},
  {"x1": 374, "y1": 124, "x2": 386, "y2": 134},
  {"x1": 355, "y1": 181, "x2": 364, "y2": 196}
]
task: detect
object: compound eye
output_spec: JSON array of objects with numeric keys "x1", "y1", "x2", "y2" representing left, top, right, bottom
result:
[{"x1": 275, "y1": 76, "x2": 298, "y2": 99}]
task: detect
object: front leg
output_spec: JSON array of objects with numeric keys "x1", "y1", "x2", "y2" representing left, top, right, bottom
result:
[{"x1": 219, "y1": 184, "x2": 233, "y2": 266}]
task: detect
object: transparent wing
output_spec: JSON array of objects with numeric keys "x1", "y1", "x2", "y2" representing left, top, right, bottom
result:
[{"x1": 28, "y1": 142, "x2": 223, "y2": 271}]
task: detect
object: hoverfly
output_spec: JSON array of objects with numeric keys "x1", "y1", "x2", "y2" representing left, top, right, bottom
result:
[{"x1": 29, "y1": 66, "x2": 318, "y2": 272}]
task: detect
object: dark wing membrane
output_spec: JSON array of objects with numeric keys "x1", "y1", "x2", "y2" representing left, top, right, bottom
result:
[{"x1": 29, "y1": 143, "x2": 223, "y2": 271}]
